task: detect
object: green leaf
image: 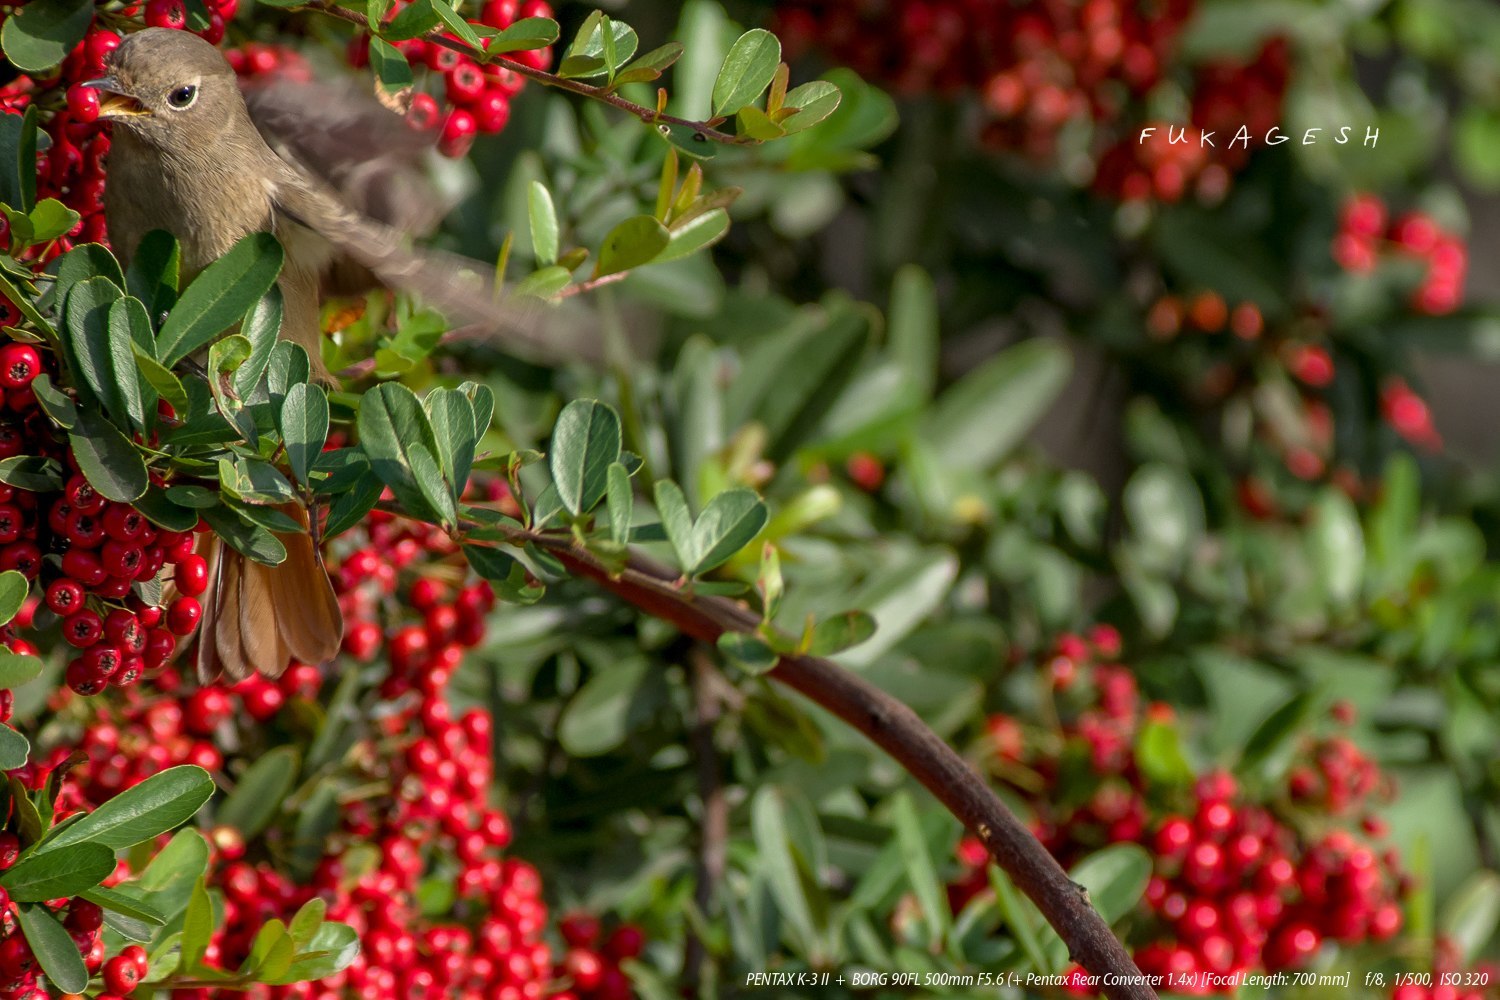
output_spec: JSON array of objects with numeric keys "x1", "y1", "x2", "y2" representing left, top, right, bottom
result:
[
  {"x1": 0, "y1": 723, "x2": 28, "y2": 770},
  {"x1": 424, "y1": 389, "x2": 477, "y2": 501},
  {"x1": 892, "y1": 792, "x2": 949, "y2": 947},
  {"x1": 750, "y1": 787, "x2": 818, "y2": 955},
  {"x1": 1, "y1": 0, "x2": 94, "y2": 73},
  {"x1": 429, "y1": 0, "x2": 483, "y2": 51},
  {"x1": 200, "y1": 505, "x2": 287, "y2": 566},
  {"x1": 513, "y1": 265, "x2": 572, "y2": 299},
  {"x1": 62, "y1": 275, "x2": 123, "y2": 414},
  {"x1": 324, "y1": 471, "x2": 383, "y2": 540},
  {"x1": 1441, "y1": 871, "x2": 1500, "y2": 964},
  {"x1": 557, "y1": 656, "x2": 652, "y2": 756},
  {"x1": 27, "y1": 198, "x2": 77, "y2": 242},
  {"x1": 54, "y1": 243, "x2": 125, "y2": 302},
  {"x1": 779, "y1": 80, "x2": 842, "y2": 133},
  {"x1": 137, "y1": 828, "x2": 209, "y2": 895},
  {"x1": 549, "y1": 399, "x2": 622, "y2": 517},
  {"x1": 712, "y1": 29, "x2": 781, "y2": 116},
  {"x1": 593, "y1": 215, "x2": 670, "y2": 279},
  {"x1": 383, "y1": 0, "x2": 438, "y2": 38},
  {"x1": 462, "y1": 545, "x2": 544, "y2": 605},
  {"x1": 614, "y1": 42, "x2": 683, "y2": 85},
  {"x1": 1134, "y1": 718, "x2": 1194, "y2": 786},
  {"x1": 736, "y1": 105, "x2": 786, "y2": 141},
  {"x1": 1311, "y1": 489, "x2": 1363, "y2": 606},
  {"x1": 219, "y1": 747, "x2": 299, "y2": 842},
  {"x1": 921, "y1": 338, "x2": 1072, "y2": 472},
  {"x1": 368, "y1": 37, "x2": 413, "y2": 98},
  {"x1": 81, "y1": 885, "x2": 167, "y2": 927},
  {"x1": 39, "y1": 765, "x2": 213, "y2": 854},
  {"x1": 236, "y1": 287, "x2": 282, "y2": 397},
  {"x1": 264, "y1": 922, "x2": 359, "y2": 985},
  {"x1": 528, "y1": 181, "x2": 559, "y2": 266},
  {"x1": 1239, "y1": 690, "x2": 1317, "y2": 776},
  {"x1": 279, "y1": 383, "x2": 329, "y2": 489},
  {"x1": 107, "y1": 298, "x2": 150, "y2": 432},
  {"x1": 0, "y1": 106, "x2": 37, "y2": 214},
  {"x1": 357, "y1": 382, "x2": 446, "y2": 525},
  {"x1": 807, "y1": 611, "x2": 876, "y2": 657},
  {"x1": 0, "y1": 455, "x2": 62, "y2": 492},
  {"x1": 684, "y1": 488, "x2": 767, "y2": 576},
  {"x1": 657, "y1": 208, "x2": 729, "y2": 264},
  {"x1": 239, "y1": 919, "x2": 294, "y2": 979},
  {"x1": 68, "y1": 407, "x2": 149, "y2": 502},
  {"x1": 288, "y1": 897, "x2": 326, "y2": 949},
  {"x1": 179, "y1": 877, "x2": 213, "y2": 971},
  {"x1": 133, "y1": 341, "x2": 190, "y2": 415},
  {"x1": 16, "y1": 904, "x2": 87, "y2": 994},
  {"x1": 1070, "y1": 844, "x2": 1153, "y2": 925},
  {"x1": 606, "y1": 462, "x2": 632, "y2": 545},
  {"x1": 156, "y1": 232, "x2": 284, "y2": 367},
  {"x1": 1, "y1": 842, "x2": 115, "y2": 901},
  {"x1": 408, "y1": 442, "x2": 457, "y2": 532},
  {"x1": 124, "y1": 229, "x2": 180, "y2": 321},
  {"x1": 717, "y1": 633, "x2": 778, "y2": 674},
  {"x1": 0, "y1": 570, "x2": 26, "y2": 628},
  {"x1": 0, "y1": 652, "x2": 43, "y2": 689},
  {"x1": 558, "y1": 10, "x2": 638, "y2": 78},
  {"x1": 485, "y1": 16, "x2": 559, "y2": 54}
]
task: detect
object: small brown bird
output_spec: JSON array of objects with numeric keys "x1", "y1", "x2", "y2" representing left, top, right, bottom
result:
[{"x1": 85, "y1": 28, "x2": 547, "y2": 680}]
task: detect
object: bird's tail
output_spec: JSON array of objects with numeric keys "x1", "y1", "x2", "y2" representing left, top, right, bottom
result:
[{"x1": 191, "y1": 505, "x2": 343, "y2": 682}]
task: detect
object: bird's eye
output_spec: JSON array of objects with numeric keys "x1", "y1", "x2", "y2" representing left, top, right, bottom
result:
[{"x1": 166, "y1": 85, "x2": 197, "y2": 110}]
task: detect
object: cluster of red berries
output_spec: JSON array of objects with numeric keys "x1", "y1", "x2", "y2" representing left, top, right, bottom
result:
[
  {"x1": 0, "y1": 344, "x2": 206, "y2": 697},
  {"x1": 350, "y1": 0, "x2": 553, "y2": 158},
  {"x1": 0, "y1": 894, "x2": 148, "y2": 998},
  {"x1": 777, "y1": 0, "x2": 1188, "y2": 158},
  {"x1": 1388, "y1": 939, "x2": 1496, "y2": 1000},
  {"x1": 1334, "y1": 195, "x2": 1468, "y2": 316},
  {"x1": 51, "y1": 483, "x2": 638, "y2": 999},
  {"x1": 958, "y1": 629, "x2": 1406, "y2": 992},
  {"x1": 1094, "y1": 39, "x2": 1290, "y2": 203},
  {"x1": 553, "y1": 913, "x2": 645, "y2": 1000}
]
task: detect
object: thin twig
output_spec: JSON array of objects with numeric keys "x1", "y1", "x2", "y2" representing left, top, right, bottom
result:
[
  {"x1": 683, "y1": 646, "x2": 729, "y2": 990},
  {"x1": 462, "y1": 522, "x2": 1157, "y2": 1000},
  {"x1": 314, "y1": 2, "x2": 750, "y2": 146}
]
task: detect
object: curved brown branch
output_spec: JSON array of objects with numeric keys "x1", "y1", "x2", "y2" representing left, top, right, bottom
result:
[
  {"x1": 501, "y1": 529, "x2": 1157, "y2": 1000},
  {"x1": 314, "y1": 3, "x2": 748, "y2": 145}
]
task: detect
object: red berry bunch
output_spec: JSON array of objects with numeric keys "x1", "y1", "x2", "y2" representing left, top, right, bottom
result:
[
  {"x1": 349, "y1": 0, "x2": 554, "y2": 157},
  {"x1": 553, "y1": 913, "x2": 646, "y2": 1000},
  {"x1": 1094, "y1": 39, "x2": 1291, "y2": 203},
  {"x1": 1333, "y1": 194, "x2": 1469, "y2": 316},
  {"x1": 957, "y1": 631, "x2": 1405, "y2": 990}
]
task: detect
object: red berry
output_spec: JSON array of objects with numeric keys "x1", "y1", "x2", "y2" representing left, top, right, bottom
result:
[
  {"x1": 102, "y1": 954, "x2": 142, "y2": 994},
  {"x1": 166, "y1": 596, "x2": 202, "y2": 636},
  {"x1": 0, "y1": 344, "x2": 40, "y2": 389}
]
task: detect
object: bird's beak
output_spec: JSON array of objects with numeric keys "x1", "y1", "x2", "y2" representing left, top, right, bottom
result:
[{"x1": 81, "y1": 76, "x2": 149, "y2": 118}]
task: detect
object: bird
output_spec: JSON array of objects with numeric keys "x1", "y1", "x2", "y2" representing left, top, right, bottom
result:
[{"x1": 83, "y1": 27, "x2": 550, "y2": 681}]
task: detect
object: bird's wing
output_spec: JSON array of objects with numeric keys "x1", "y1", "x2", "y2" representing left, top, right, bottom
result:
[{"x1": 266, "y1": 157, "x2": 601, "y2": 365}]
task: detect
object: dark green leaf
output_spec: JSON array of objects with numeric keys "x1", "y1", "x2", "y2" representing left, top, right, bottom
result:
[
  {"x1": 593, "y1": 215, "x2": 670, "y2": 279},
  {"x1": 808, "y1": 611, "x2": 877, "y2": 657},
  {"x1": 429, "y1": 0, "x2": 482, "y2": 51},
  {"x1": 39, "y1": 765, "x2": 213, "y2": 854},
  {"x1": 0, "y1": 455, "x2": 61, "y2": 492},
  {"x1": 0, "y1": 723, "x2": 27, "y2": 770},
  {"x1": 236, "y1": 287, "x2": 282, "y2": 397},
  {"x1": 0, "y1": 571, "x2": 26, "y2": 628},
  {"x1": 219, "y1": 747, "x2": 299, "y2": 840},
  {"x1": 462, "y1": 545, "x2": 543, "y2": 604},
  {"x1": 1, "y1": 842, "x2": 115, "y2": 901},
  {"x1": 549, "y1": 399, "x2": 622, "y2": 517},
  {"x1": 368, "y1": 37, "x2": 412, "y2": 98},
  {"x1": 712, "y1": 29, "x2": 780, "y2": 116},
  {"x1": 423, "y1": 388, "x2": 477, "y2": 501},
  {"x1": 53, "y1": 243, "x2": 124, "y2": 302},
  {"x1": 68, "y1": 407, "x2": 148, "y2": 502},
  {"x1": 0, "y1": 107, "x2": 37, "y2": 213},
  {"x1": 356, "y1": 383, "x2": 445, "y2": 525},
  {"x1": 324, "y1": 471, "x2": 383, "y2": 539},
  {"x1": 750, "y1": 787, "x2": 818, "y2": 954},
  {"x1": 557, "y1": 656, "x2": 652, "y2": 756},
  {"x1": 133, "y1": 488, "x2": 200, "y2": 533},
  {"x1": 266, "y1": 341, "x2": 311, "y2": 406},
  {"x1": 717, "y1": 633, "x2": 778, "y2": 675},
  {"x1": 1, "y1": 0, "x2": 94, "y2": 73},
  {"x1": 132, "y1": 341, "x2": 190, "y2": 415},
  {"x1": 125, "y1": 229, "x2": 180, "y2": 322},
  {"x1": 279, "y1": 383, "x2": 329, "y2": 489},
  {"x1": 613, "y1": 42, "x2": 683, "y2": 85},
  {"x1": 382, "y1": 0, "x2": 439, "y2": 39},
  {"x1": 200, "y1": 505, "x2": 287, "y2": 566},
  {"x1": 62, "y1": 275, "x2": 123, "y2": 415},
  {"x1": 107, "y1": 298, "x2": 150, "y2": 432},
  {"x1": 689, "y1": 488, "x2": 767, "y2": 576},
  {"x1": 16, "y1": 904, "x2": 87, "y2": 994},
  {"x1": 156, "y1": 232, "x2": 284, "y2": 366},
  {"x1": 81, "y1": 885, "x2": 167, "y2": 926}
]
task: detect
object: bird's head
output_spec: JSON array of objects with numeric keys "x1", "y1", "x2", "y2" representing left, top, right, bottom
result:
[{"x1": 84, "y1": 28, "x2": 241, "y2": 146}]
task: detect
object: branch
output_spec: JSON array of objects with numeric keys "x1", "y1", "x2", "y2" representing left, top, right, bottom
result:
[
  {"x1": 683, "y1": 646, "x2": 729, "y2": 989},
  {"x1": 491, "y1": 527, "x2": 1157, "y2": 1000},
  {"x1": 314, "y1": 3, "x2": 748, "y2": 146}
]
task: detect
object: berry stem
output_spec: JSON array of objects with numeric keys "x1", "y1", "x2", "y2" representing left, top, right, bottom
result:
[
  {"x1": 313, "y1": 1, "x2": 750, "y2": 146},
  {"x1": 459, "y1": 516, "x2": 1157, "y2": 999}
]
